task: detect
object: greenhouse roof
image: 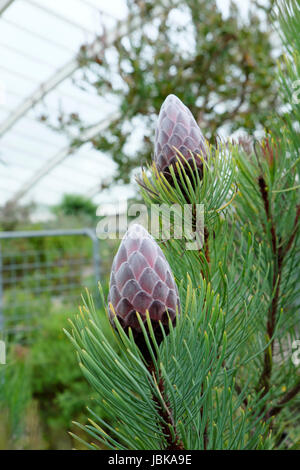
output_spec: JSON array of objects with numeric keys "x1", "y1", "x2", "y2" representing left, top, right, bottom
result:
[
  {"x1": 0, "y1": 0, "x2": 136, "y2": 209},
  {"x1": 0, "y1": 0, "x2": 255, "y2": 212}
]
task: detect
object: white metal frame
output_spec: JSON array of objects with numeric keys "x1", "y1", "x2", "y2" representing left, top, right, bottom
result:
[
  {"x1": 1, "y1": 1, "x2": 165, "y2": 203},
  {"x1": 0, "y1": 0, "x2": 15, "y2": 16},
  {"x1": 10, "y1": 112, "x2": 120, "y2": 203}
]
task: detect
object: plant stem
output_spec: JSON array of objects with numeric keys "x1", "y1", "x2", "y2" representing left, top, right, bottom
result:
[
  {"x1": 265, "y1": 379, "x2": 300, "y2": 420},
  {"x1": 258, "y1": 176, "x2": 299, "y2": 402},
  {"x1": 258, "y1": 175, "x2": 279, "y2": 395},
  {"x1": 147, "y1": 362, "x2": 184, "y2": 450}
]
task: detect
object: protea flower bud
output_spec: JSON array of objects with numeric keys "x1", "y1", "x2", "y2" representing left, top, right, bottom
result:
[
  {"x1": 154, "y1": 94, "x2": 208, "y2": 181},
  {"x1": 108, "y1": 223, "x2": 180, "y2": 358}
]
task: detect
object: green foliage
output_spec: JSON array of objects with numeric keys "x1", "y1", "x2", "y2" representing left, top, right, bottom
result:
[
  {"x1": 1, "y1": 231, "x2": 95, "y2": 342},
  {"x1": 66, "y1": 282, "x2": 274, "y2": 450},
  {"x1": 0, "y1": 347, "x2": 32, "y2": 448},
  {"x1": 29, "y1": 312, "x2": 90, "y2": 426},
  {"x1": 0, "y1": 307, "x2": 113, "y2": 449},
  {"x1": 29, "y1": 307, "x2": 116, "y2": 445},
  {"x1": 66, "y1": 0, "x2": 299, "y2": 450},
  {"x1": 52, "y1": 194, "x2": 98, "y2": 225},
  {"x1": 3, "y1": 290, "x2": 51, "y2": 344},
  {"x1": 50, "y1": 0, "x2": 280, "y2": 188}
]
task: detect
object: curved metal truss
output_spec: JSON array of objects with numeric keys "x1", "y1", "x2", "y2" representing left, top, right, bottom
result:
[
  {"x1": 0, "y1": 0, "x2": 164, "y2": 206},
  {"x1": 0, "y1": 0, "x2": 15, "y2": 16}
]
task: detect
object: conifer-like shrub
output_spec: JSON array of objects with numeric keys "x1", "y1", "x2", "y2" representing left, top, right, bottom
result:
[{"x1": 66, "y1": 1, "x2": 300, "y2": 450}]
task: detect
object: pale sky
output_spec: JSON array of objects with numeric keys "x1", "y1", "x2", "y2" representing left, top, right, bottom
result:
[{"x1": 0, "y1": 0, "x2": 268, "y2": 216}]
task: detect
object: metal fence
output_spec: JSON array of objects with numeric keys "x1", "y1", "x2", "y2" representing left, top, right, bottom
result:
[{"x1": 0, "y1": 229, "x2": 101, "y2": 339}]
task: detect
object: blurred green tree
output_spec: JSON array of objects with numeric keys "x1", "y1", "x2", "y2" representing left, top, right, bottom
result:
[
  {"x1": 52, "y1": 194, "x2": 98, "y2": 222},
  {"x1": 53, "y1": 0, "x2": 279, "y2": 187}
]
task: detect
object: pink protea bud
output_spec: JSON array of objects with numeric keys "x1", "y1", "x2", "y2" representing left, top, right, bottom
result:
[
  {"x1": 108, "y1": 224, "x2": 180, "y2": 356},
  {"x1": 154, "y1": 94, "x2": 208, "y2": 176}
]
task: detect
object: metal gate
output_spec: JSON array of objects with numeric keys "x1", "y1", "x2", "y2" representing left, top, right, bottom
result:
[{"x1": 0, "y1": 229, "x2": 101, "y2": 340}]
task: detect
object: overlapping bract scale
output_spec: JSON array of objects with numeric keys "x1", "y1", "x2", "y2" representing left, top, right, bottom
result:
[
  {"x1": 154, "y1": 94, "x2": 208, "y2": 173},
  {"x1": 108, "y1": 224, "x2": 180, "y2": 330}
]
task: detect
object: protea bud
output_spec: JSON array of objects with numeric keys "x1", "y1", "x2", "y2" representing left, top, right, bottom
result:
[
  {"x1": 154, "y1": 94, "x2": 208, "y2": 182},
  {"x1": 108, "y1": 223, "x2": 180, "y2": 358}
]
